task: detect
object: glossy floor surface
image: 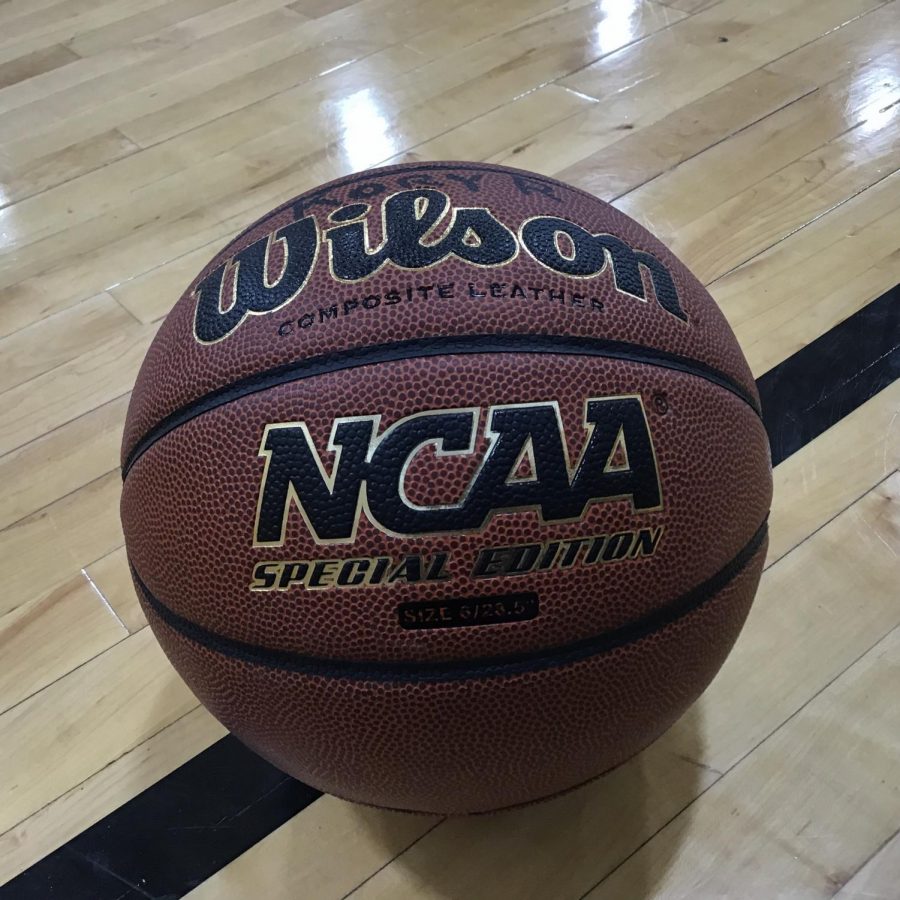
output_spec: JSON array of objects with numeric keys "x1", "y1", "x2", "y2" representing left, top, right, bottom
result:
[{"x1": 0, "y1": 0, "x2": 899, "y2": 897}]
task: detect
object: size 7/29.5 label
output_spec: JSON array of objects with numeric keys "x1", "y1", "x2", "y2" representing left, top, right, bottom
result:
[{"x1": 397, "y1": 593, "x2": 539, "y2": 630}]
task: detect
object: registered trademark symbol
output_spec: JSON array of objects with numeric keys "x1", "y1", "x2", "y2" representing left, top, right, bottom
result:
[{"x1": 653, "y1": 393, "x2": 669, "y2": 415}]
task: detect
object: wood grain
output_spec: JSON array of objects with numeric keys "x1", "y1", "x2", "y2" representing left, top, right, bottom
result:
[
  {"x1": 0, "y1": 573, "x2": 127, "y2": 715},
  {"x1": 0, "y1": 627, "x2": 198, "y2": 835},
  {"x1": 0, "y1": 472, "x2": 123, "y2": 618},
  {"x1": 0, "y1": 395, "x2": 126, "y2": 530},
  {"x1": 714, "y1": 170, "x2": 900, "y2": 376},
  {"x1": 0, "y1": 44, "x2": 78, "y2": 90},
  {"x1": 0, "y1": 0, "x2": 897, "y2": 892},
  {"x1": 768, "y1": 381, "x2": 900, "y2": 564},
  {"x1": 0, "y1": 706, "x2": 222, "y2": 885},
  {"x1": 0, "y1": 323, "x2": 153, "y2": 456},
  {"x1": 835, "y1": 829, "x2": 900, "y2": 899}
]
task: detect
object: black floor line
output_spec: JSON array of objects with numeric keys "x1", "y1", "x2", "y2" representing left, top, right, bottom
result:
[
  {"x1": 3, "y1": 282, "x2": 898, "y2": 900},
  {"x1": 756, "y1": 284, "x2": 899, "y2": 466}
]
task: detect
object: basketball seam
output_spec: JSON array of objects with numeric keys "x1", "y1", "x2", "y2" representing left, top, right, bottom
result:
[
  {"x1": 122, "y1": 334, "x2": 763, "y2": 478},
  {"x1": 131, "y1": 518, "x2": 767, "y2": 684}
]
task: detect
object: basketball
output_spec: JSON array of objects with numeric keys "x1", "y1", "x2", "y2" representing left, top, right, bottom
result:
[{"x1": 120, "y1": 161, "x2": 772, "y2": 814}]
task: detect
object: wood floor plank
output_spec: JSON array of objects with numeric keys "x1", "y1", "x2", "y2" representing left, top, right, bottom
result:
[
  {"x1": 87, "y1": 6, "x2": 409, "y2": 147},
  {"x1": 614, "y1": 56, "x2": 900, "y2": 283},
  {"x1": 113, "y1": 0, "x2": 568, "y2": 149},
  {"x1": 0, "y1": 396, "x2": 126, "y2": 531},
  {"x1": 301, "y1": 0, "x2": 604, "y2": 66},
  {"x1": 502, "y1": 0, "x2": 898, "y2": 182},
  {"x1": 561, "y1": 0, "x2": 888, "y2": 112},
  {"x1": 0, "y1": 146, "x2": 303, "y2": 293},
  {"x1": 0, "y1": 0, "x2": 684, "y2": 326},
  {"x1": 0, "y1": 205, "x2": 257, "y2": 337},
  {"x1": 0, "y1": 41, "x2": 392, "y2": 261},
  {"x1": 614, "y1": 52, "x2": 898, "y2": 231},
  {"x1": 521, "y1": 68, "x2": 815, "y2": 198},
  {"x1": 380, "y1": 84, "x2": 596, "y2": 169},
  {"x1": 0, "y1": 2, "x2": 306, "y2": 156},
  {"x1": 589, "y1": 568, "x2": 900, "y2": 897},
  {"x1": 559, "y1": 7, "x2": 900, "y2": 198},
  {"x1": 201, "y1": 742, "x2": 701, "y2": 900},
  {"x1": 1, "y1": 0, "x2": 481, "y2": 159},
  {"x1": 0, "y1": 1, "x2": 307, "y2": 142},
  {"x1": 0, "y1": 472, "x2": 123, "y2": 619},
  {"x1": 0, "y1": 0, "x2": 179, "y2": 56},
  {"x1": 332, "y1": 0, "x2": 682, "y2": 161},
  {"x1": 0, "y1": 292, "x2": 137, "y2": 393},
  {"x1": 0, "y1": 626, "x2": 198, "y2": 836},
  {"x1": 288, "y1": 0, "x2": 362, "y2": 18},
  {"x1": 766, "y1": 0, "x2": 900, "y2": 84},
  {"x1": 14, "y1": 0, "x2": 864, "y2": 316},
  {"x1": 0, "y1": 0, "x2": 675, "y2": 259},
  {"x1": 0, "y1": 32, "x2": 310, "y2": 165},
  {"x1": 637, "y1": 110, "x2": 900, "y2": 285},
  {"x1": 66, "y1": 0, "x2": 260, "y2": 58},
  {"x1": 665, "y1": 473, "x2": 900, "y2": 788},
  {"x1": 0, "y1": 0, "x2": 83, "y2": 28},
  {"x1": 117, "y1": 35, "x2": 384, "y2": 150},
  {"x1": 0, "y1": 44, "x2": 78, "y2": 91},
  {"x1": 0, "y1": 0, "x2": 299, "y2": 59},
  {"x1": 0, "y1": 40, "x2": 389, "y2": 253},
  {"x1": 0, "y1": 39, "x2": 164, "y2": 117},
  {"x1": 0, "y1": 706, "x2": 221, "y2": 884},
  {"x1": 0, "y1": 322, "x2": 153, "y2": 457},
  {"x1": 86, "y1": 545, "x2": 146, "y2": 633},
  {"x1": 0, "y1": 138, "x2": 236, "y2": 263},
  {"x1": 713, "y1": 171, "x2": 900, "y2": 376},
  {"x1": 768, "y1": 380, "x2": 900, "y2": 565},
  {"x1": 835, "y1": 829, "x2": 900, "y2": 899},
  {"x1": 187, "y1": 798, "x2": 440, "y2": 900},
  {"x1": 0, "y1": 573, "x2": 127, "y2": 716},
  {"x1": 660, "y1": 0, "x2": 720, "y2": 11},
  {"x1": 0, "y1": 32, "x2": 436, "y2": 255},
  {"x1": 0, "y1": 129, "x2": 140, "y2": 207}
]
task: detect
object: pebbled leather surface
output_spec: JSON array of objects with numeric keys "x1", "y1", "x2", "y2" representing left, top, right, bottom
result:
[
  {"x1": 122, "y1": 162, "x2": 758, "y2": 462},
  {"x1": 139, "y1": 538, "x2": 766, "y2": 814},
  {"x1": 121, "y1": 161, "x2": 772, "y2": 813},
  {"x1": 123, "y1": 355, "x2": 770, "y2": 662}
]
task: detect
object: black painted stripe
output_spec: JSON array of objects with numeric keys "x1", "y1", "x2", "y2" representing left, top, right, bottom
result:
[
  {"x1": 756, "y1": 283, "x2": 899, "y2": 466},
  {"x1": 5, "y1": 283, "x2": 898, "y2": 900},
  {"x1": 122, "y1": 333, "x2": 762, "y2": 478},
  {"x1": 2, "y1": 740, "x2": 322, "y2": 900},
  {"x1": 133, "y1": 518, "x2": 767, "y2": 684}
]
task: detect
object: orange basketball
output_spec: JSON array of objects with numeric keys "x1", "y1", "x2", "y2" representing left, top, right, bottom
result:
[{"x1": 121, "y1": 162, "x2": 771, "y2": 814}]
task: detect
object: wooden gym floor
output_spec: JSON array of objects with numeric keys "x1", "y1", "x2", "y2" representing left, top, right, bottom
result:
[{"x1": 0, "y1": 0, "x2": 898, "y2": 896}]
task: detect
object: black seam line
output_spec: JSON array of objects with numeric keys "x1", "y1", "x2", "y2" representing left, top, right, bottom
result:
[
  {"x1": 132, "y1": 517, "x2": 767, "y2": 685},
  {"x1": 122, "y1": 334, "x2": 761, "y2": 478}
]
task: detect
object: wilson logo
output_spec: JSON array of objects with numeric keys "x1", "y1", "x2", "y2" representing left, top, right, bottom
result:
[
  {"x1": 254, "y1": 397, "x2": 662, "y2": 545},
  {"x1": 193, "y1": 188, "x2": 686, "y2": 343}
]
